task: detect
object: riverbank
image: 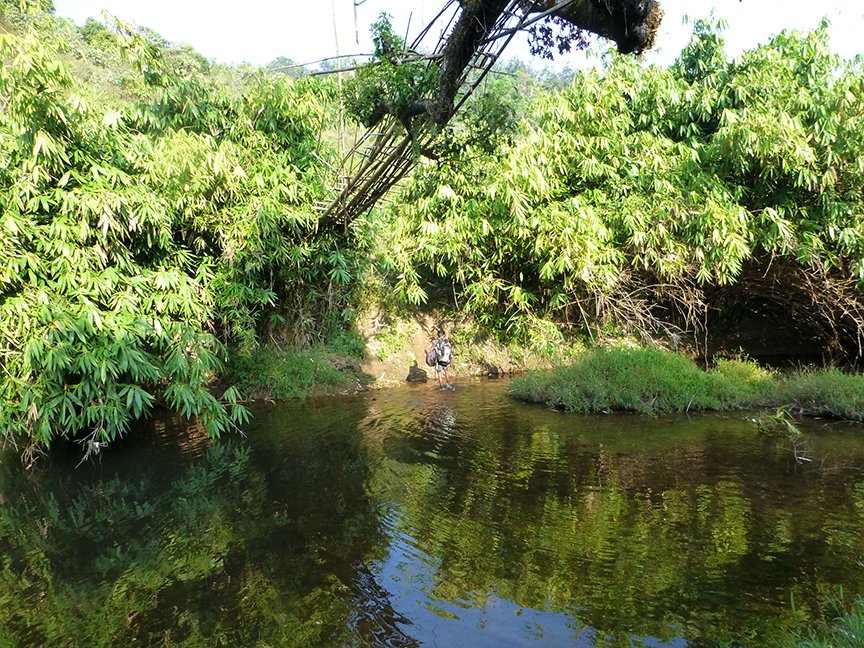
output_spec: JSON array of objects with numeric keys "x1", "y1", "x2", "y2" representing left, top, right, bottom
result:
[
  {"x1": 509, "y1": 346, "x2": 864, "y2": 421},
  {"x1": 229, "y1": 319, "x2": 864, "y2": 423},
  {"x1": 229, "y1": 311, "x2": 570, "y2": 400}
]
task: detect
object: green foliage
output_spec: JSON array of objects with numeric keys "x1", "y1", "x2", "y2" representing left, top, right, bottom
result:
[
  {"x1": 79, "y1": 17, "x2": 119, "y2": 51},
  {"x1": 229, "y1": 346, "x2": 352, "y2": 400},
  {"x1": 0, "y1": 0, "x2": 53, "y2": 21},
  {"x1": 509, "y1": 347, "x2": 777, "y2": 414},
  {"x1": 755, "y1": 405, "x2": 804, "y2": 441},
  {"x1": 325, "y1": 329, "x2": 367, "y2": 359},
  {"x1": 0, "y1": 15, "x2": 355, "y2": 454},
  {"x1": 371, "y1": 323, "x2": 407, "y2": 361},
  {"x1": 376, "y1": 20, "x2": 864, "y2": 340},
  {"x1": 265, "y1": 56, "x2": 308, "y2": 80},
  {"x1": 343, "y1": 13, "x2": 438, "y2": 128},
  {"x1": 783, "y1": 368, "x2": 864, "y2": 421},
  {"x1": 0, "y1": 30, "x2": 249, "y2": 447},
  {"x1": 7, "y1": 5, "x2": 864, "y2": 455}
]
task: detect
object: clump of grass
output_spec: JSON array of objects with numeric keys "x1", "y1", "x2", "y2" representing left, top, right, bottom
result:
[
  {"x1": 229, "y1": 346, "x2": 353, "y2": 400},
  {"x1": 709, "y1": 357, "x2": 780, "y2": 407},
  {"x1": 792, "y1": 594, "x2": 864, "y2": 648},
  {"x1": 783, "y1": 368, "x2": 864, "y2": 421},
  {"x1": 509, "y1": 347, "x2": 778, "y2": 414}
]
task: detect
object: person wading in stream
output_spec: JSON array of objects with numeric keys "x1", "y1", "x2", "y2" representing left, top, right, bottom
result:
[{"x1": 432, "y1": 328, "x2": 454, "y2": 391}]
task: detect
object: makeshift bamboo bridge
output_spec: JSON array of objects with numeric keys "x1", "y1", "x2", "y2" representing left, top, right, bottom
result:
[{"x1": 316, "y1": 0, "x2": 556, "y2": 229}]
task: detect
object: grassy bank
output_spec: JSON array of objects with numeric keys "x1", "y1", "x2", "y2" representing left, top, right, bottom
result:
[
  {"x1": 228, "y1": 333, "x2": 369, "y2": 401},
  {"x1": 510, "y1": 347, "x2": 864, "y2": 420},
  {"x1": 783, "y1": 369, "x2": 864, "y2": 422}
]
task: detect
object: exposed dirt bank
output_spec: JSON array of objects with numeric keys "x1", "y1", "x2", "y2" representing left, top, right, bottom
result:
[{"x1": 356, "y1": 309, "x2": 554, "y2": 388}]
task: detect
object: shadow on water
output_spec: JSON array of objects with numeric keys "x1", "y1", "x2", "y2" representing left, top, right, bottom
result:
[{"x1": 2, "y1": 378, "x2": 864, "y2": 646}]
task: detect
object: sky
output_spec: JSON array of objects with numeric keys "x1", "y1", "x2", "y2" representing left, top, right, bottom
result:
[{"x1": 51, "y1": 0, "x2": 864, "y2": 70}]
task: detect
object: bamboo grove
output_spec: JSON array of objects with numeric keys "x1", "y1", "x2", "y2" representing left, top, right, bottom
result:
[
  {"x1": 2, "y1": 4, "x2": 864, "y2": 454},
  {"x1": 378, "y1": 18, "x2": 864, "y2": 348},
  {"x1": 0, "y1": 5, "x2": 357, "y2": 454}
]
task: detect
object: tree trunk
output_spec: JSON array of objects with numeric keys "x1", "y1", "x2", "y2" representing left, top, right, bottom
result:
[{"x1": 426, "y1": 0, "x2": 662, "y2": 124}]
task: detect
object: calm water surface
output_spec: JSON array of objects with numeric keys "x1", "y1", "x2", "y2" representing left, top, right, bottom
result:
[{"x1": 2, "y1": 378, "x2": 864, "y2": 646}]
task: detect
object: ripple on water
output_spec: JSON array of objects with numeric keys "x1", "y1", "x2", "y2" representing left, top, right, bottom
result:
[{"x1": 5, "y1": 378, "x2": 864, "y2": 647}]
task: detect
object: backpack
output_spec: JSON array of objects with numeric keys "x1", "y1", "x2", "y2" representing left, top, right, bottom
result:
[
  {"x1": 425, "y1": 347, "x2": 438, "y2": 367},
  {"x1": 437, "y1": 338, "x2": 452, "y2": 365}
]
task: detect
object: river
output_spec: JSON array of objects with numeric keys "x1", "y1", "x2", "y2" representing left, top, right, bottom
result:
[{"x1": 2, "y1": 378, "x2": 864, "y2": 646}]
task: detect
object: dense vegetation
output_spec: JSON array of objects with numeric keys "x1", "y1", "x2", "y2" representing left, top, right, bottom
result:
[
  {"x1": 0, "y1": 4, "x2": 361, "y2": 454},
  {"x1": 2, "y1": 3, "x2": 864, "y2": 455},
  {"x1": 375, "y1": 18, "x2": 864, "y2": 351}
]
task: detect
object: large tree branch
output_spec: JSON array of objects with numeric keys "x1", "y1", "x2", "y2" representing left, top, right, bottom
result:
[
  {"x1": 428, "y1": 0, "x2": 513, "y2": 124},
  {"x1": 423, "y1": 0, "x2": 661, "y2": 124},
  {"x1": 529, "y1": 0, "x2": 663, "y2": 54},
  {"x1": 322, "y1": 0, "x2": 663, "y2": 225}
]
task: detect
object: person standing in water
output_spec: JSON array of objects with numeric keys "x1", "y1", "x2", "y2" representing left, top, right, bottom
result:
[{"x1": 433, "y1": 328, "x2": 454, "y2": 390}]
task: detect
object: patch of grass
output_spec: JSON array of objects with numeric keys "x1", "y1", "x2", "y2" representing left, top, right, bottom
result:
[
  {"x1": 509, "y1": 347, "x2": 777, "y2": 415},
  {"x1": 783, "y1": 368, "x2": 864, "y2": 421},
  {"x1": 709, "y1": 357, "x2": 780, "y2": 407},
  {"x1": 791, "y1": 594, "x2": 864, "y2": 648},
  {"x1": 229, "y1": 346, "x2": 353, "y2": 401}
]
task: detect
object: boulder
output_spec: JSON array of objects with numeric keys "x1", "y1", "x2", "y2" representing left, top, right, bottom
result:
[{"x1": 407, "y1": 365, "x2": 429, "y2": 382}]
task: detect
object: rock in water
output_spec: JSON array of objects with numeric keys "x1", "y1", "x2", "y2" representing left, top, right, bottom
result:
[{"x1": 407, "y1": 365, "x2": 429, "y2": 382}]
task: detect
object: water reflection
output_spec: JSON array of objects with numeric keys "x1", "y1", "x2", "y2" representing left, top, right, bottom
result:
[{"x1": 1, "y1": 379, "x2": 864, "y2": 646}]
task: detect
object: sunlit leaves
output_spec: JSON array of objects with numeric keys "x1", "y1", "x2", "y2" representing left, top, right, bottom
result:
[
  {"x1": 373, "y1": 19, "x2": 864, "y2": 340},
  {"x1": 0, "y1": 23, "x2": 342, "y2": 453},
  {"x1": 343, "y1": 13, "x2": 439, "y2": 128}
]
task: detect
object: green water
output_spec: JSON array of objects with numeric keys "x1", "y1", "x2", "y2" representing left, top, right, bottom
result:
[{"x1": 2, "y1": 378, "x2": 864, "y2": 646}]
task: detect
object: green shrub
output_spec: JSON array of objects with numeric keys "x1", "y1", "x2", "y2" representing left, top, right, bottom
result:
[
  {"x1": 229, "y1": 346, "x2": 350, "y2": 401},
  {"x1": 326, "y1": 330, "x2": 367, "y2": 359},
  {"x1": 0, "y1": 23, "x2": 344, "y2": 454}
]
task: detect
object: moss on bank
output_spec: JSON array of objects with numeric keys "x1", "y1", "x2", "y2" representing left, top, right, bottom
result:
[{"x1": 510, "y1": 347, "x2": 864, "y2": 421}]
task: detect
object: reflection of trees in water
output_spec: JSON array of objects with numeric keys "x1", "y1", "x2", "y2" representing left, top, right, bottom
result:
[
  {"x1": 0, "y1": 443, "x2": 268, "y2": 645},
  {"x1": 252, "y1": 403, "x2": 420, "y2": 646},
  {"x1": 5, "y1": 389, "x2": 864, "y2": 646},
  {"x1": 378, "y1": 418, "x2": 864, "y2": 645},
  {"x1": 0, "y1": 425, "x2": 402, "y2": 647}
]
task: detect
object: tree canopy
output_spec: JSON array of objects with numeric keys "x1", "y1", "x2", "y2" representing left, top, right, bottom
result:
[
  {"x1": 2, "y1": 2, "x2": 864, "y2": 458},
  {"x1": 327, "y1": 0, "x2": 662, "y2": 227}
]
